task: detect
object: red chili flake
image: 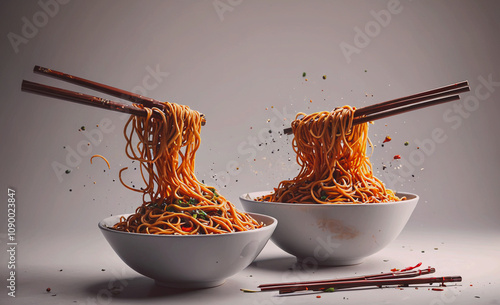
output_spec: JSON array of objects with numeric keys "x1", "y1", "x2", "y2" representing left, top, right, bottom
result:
[
  {"x1": 391, "y1": 268, "x2": 400, "y2": 272},
  {"x1": 393, "y1": 155, "x2": 401, "y2": 160},
  {"x1": 383, "y1": 136, "x2": 392, "y2": 143},
  {"x1": 432, "y1": 288, "x2": 444, "y2": 291},
  {"x1": 400, "y1": 262, "x2": 422, "y2": 272},
  {"x1": 316, "y1": 295, "x2": 321, "y2": 298},
  {"x1": 46, "y1": 288, "x2": 51, "y2": 292},
  {"x1": 181, "y1": 226, "x2": 193, "y2": 232}
]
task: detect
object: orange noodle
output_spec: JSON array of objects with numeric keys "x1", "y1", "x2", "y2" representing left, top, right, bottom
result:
[
  {"x1": 113, "y1": 102, "x2": 262, "y2": 234},
  {"x1": 260, "y1": 105, "x2": 402, "y2": 204}
]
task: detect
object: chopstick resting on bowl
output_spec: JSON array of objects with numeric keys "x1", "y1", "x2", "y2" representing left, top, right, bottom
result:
[
  {"x1": 21, "y1": 66, "x2": 206, "y2": 125},
  {"x1": 283, "y1": 81, "x2": 470, "y2": 135}
]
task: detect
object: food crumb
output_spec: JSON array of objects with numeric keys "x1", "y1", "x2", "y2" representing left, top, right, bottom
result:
[
  {"x1": 46, "y1": 288, "x2": 51, "y2": 292},
  {"x1": 322, "y1": 75, "x2": 327, "y2": 79},
  {"x1": 316, "y1": 295, "x2": 321, "y2": 298},
  {"x1": 302, "y1": 72, "x2": 306, "y2": 77}
]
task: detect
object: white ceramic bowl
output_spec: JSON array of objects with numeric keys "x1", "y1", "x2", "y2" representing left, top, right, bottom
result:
[
  {"x1": 99, "y1": 212, "x2": 277, "y2": 288},
  {"x1": 240, "y1": 191, "x2": 418, "y2": 266}
]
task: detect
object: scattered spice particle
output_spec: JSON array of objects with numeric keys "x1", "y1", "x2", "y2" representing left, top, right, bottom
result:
[
  {"x1": 65, "y1": 169, "x2": 71, "y2": 174},
  {"x1": 383, "y1": 136, "x2": 392, "y2": 143},
  {"x1": 364, "y1": 70, "x2": 367, "y2": 72},
  {"x1": 310, "y1": 100, "x2": 313, "y2": 103},
  {"x1": 302, "y1": 72, "x2": 306, "y2": 77},
  {"x1": 316, "y1": 295, "x2": 321, "y2": 298},
  {"x1": 404, "y1": 141, "x2": 409, "y2": 146},
  {"x1": 46, "y1": 288, "x2": 51, "y2": 292},
  {"x1": 393, "y1": 155, "x2": 401, "y2": 160},
  {"x1": 305, "y1": 78, "x2": 308, "y2": 81},
  {"x1": 81, "y1": 126, "x2": 86, "y2": 131},
  {"x1": 69, "y1": 189, "x2": 72, "y2": 192},
  {"x1": 475, "y1": 296, "x2": 480, "y2": 298},
  {"x1": 322, "y1": 75, "x2": 327, "y2": 79},
  {"x1": 432, "y1": 288, "x2": 444, "y2": 291}
]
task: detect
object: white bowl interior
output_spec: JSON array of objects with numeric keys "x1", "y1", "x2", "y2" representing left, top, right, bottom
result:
[
  {"x1": 240, "y1": 191, "x2": 418, "y2": 266},
  {"x1": 99, "y1": 212, "x2": 277, "y2": 288}
]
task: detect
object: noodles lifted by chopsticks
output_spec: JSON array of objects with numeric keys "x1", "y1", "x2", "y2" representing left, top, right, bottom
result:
[
  {"x1": 260, "y1": 105, "x2": 402, "y2": 204},
  {"x1": 113, "y1": 102, "x2": 262, "y2": 235}
]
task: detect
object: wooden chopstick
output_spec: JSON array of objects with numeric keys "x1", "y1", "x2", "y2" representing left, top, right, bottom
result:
[
  {"x1": 21, "y1": 80, "x2": 162, "y2": 119},
  {"x1": 283, "y1": 81, "x2": 470, "y2": 135},
  {"x1": 33, "y1": 65, "x2": 162, "y2": 109},
  {"x1": 258, "y1": 267, "x2": 435, "y2": 292},
  {"x1": 278, "y1": 275, "x2": 462, "y2": 294},
  {"x1": 22, "y1": 65, "x2": 206, "y2": 125},
  {"x1": 353, "y1": 94, "x2": 461, "y2": 125},
  {"x1": 355, "y1": 81, "x2": 469, "y2": 117}
]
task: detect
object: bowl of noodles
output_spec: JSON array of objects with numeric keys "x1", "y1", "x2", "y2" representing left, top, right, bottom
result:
[
  {"x1": 240, "y1": 191, "x2": 417, "y2": 266},
  {"x1": 99, "y1": 211, "x2": 276, "y2": 288},
  {"x1": 95, "y1": 101, "x2": 278, "y2": 288},
  {"x1": 240, "y1": 106, "x2": 419, "y2": 265}
]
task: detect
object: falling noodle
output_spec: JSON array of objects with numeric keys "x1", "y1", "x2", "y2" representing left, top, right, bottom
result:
[
  {"x1": 260, "y1": 106, "x2": 403, "y2": 204},
  {"x1": 112, "y1": 102, "x2": 262, "y2": 235}
]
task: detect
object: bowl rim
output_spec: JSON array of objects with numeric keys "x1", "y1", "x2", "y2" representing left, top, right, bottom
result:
[
  {"x1": 240, "y1": 191, "x2": 418, "y2": 206},
  {"x1": 98, "y1": 212, "x2": 277, "y2": 238}
]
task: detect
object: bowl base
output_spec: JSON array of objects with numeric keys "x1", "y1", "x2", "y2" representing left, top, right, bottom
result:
[
  {"x1": 155, "y1": 279, "x2": 226, "y2": 289},
  {"x1": 297, "y1": 257, "x2": 364, "y2": 266}
]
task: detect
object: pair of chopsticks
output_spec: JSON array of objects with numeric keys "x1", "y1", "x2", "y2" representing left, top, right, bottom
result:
[
  {"x1": 283, "y1": 81, "x2": 470, "y2": 135},
  {"x1": 21, "y1": 66, "x2": 206, "y2": 124},
  {"x1": 242, "y1": 264, "x2": 462, "y2": 294}
]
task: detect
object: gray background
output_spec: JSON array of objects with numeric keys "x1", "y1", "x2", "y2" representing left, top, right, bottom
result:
[{"x1": 1, "y1": 1, "x2": 499, "y2": 304}]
